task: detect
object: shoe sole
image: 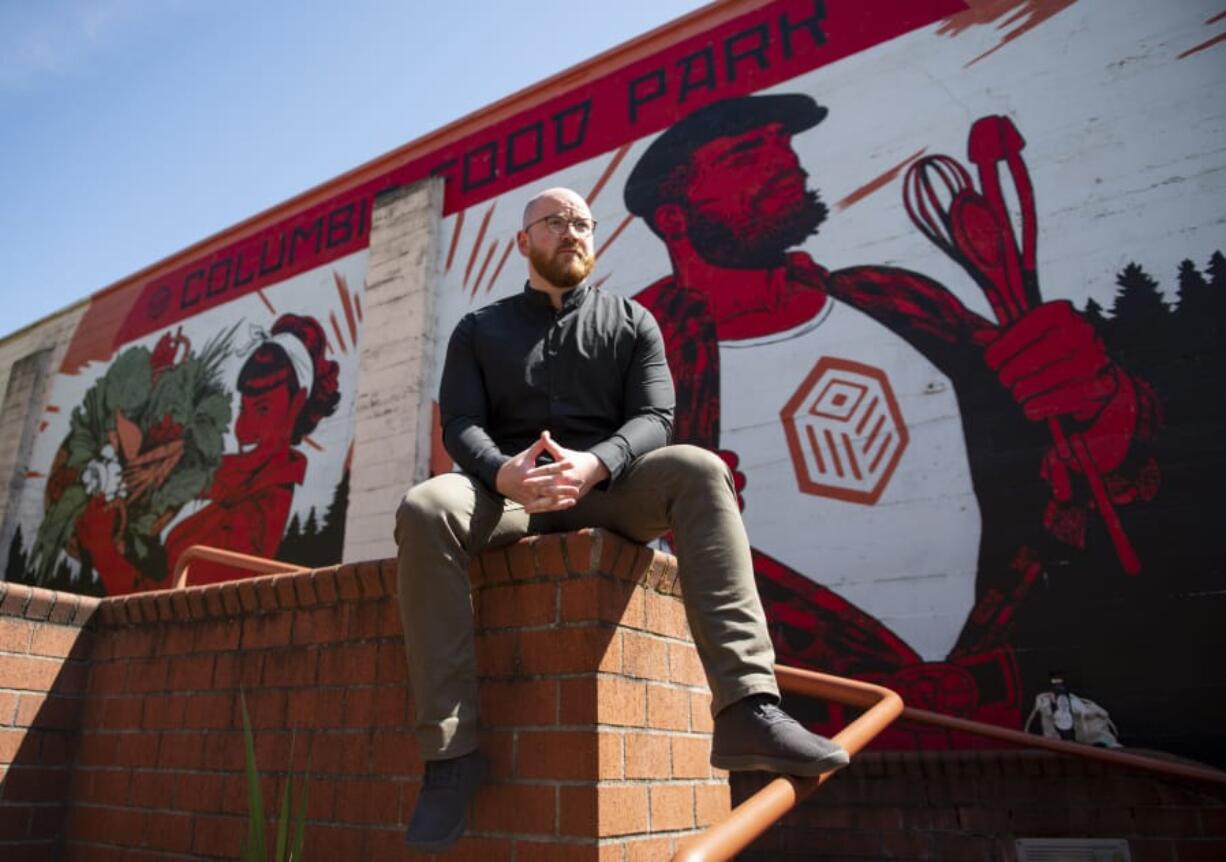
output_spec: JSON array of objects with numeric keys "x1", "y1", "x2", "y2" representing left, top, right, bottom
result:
[
  {"x1": 710, "y1": 748, "x2": 850, "y2": 777},
  {"x1": 406, "y1": 813, "x2": 469, "y2": 854}
]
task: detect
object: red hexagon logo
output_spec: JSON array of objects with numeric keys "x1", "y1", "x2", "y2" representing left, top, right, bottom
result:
[{"x1": 780, "y1": 357, "x2": 908, "y2": 505}]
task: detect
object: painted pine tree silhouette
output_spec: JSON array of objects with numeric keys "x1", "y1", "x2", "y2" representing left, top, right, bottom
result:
[
  {"x1": 1169, "y1": 257, "x2": 1225, "y2": 369},
  {"x1": 274, "y1": 472, "x2": 349, "y2": 568},
  {"x1": 1205, "y1": 251, "x2": 1226, "y2": 324},
  {"x1": 5, "y1": 525, "x2": 29, "y2": 582},
  {"x1": 1099, "y1": 262, "x2": 1171, "y2": 381},
  {"x1": 1111, "y1": 262, "x2": 1169, "y2": 320},
  {"x1": 1083, "y1": 297, "x2": 1108, "y2": 332},
  {"x1": 1176, "y1": 259, "x2": 1211, "y2": 315},
  {"x1": 1081, "y1": 250, "x2": 1225, "y2": 426},
  {"x1": 314, "y1": 469, "x2": 350, "y2": 564},
  {"x1": 1207, "y1": 250, "x2": 1226, "y2": 287}
]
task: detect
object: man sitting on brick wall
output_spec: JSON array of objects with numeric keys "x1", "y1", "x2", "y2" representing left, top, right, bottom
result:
[{"x1": 394, "y1": 187, "x2": 849, "y2": 852}]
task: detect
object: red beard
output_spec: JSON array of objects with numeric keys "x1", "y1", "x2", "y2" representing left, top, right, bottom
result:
[{"x1": 529, "y1": 241, "x2": 594, "y2": 288}]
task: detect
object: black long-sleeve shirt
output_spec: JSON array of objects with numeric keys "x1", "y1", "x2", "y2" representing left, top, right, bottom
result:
[{"x1": 439, "y1": 282, "x2": 675, "y2": 491}]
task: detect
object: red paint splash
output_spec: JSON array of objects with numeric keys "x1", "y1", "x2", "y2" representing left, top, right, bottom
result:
[
  {"x1": 937, "y1": 0, "x2": 1080, "y2": 67},
  {"x1": 1178, "y1": 11, "x2": 1226, "y2": 60},
  {"x1": 334, "y1": 271, "x2": 358, "y2": 345},
  {"x1": 470, "y1": 240, "x2": 499, "y2": 299},
  {"x1": 463, "y1": 204, "x2": 496, "y2": 291},
  {"x1": 329, "y1": 311, "x2": 348, "y2": 354},
  {"x1": 485, "y1": 238, "x2": 516, "y2": 294},
  {"x1": 586, "y1": 143, "x2": 634, "y2": 208},
  {"x1": 445, "y1": 208, "x2": 466, "y2": 273},
  {"x1": 256, "y1": 289, "x2": 277, "y2": 315},
  {"x1": 836, "y1": 147, "x2": 928, "y2": 212}
]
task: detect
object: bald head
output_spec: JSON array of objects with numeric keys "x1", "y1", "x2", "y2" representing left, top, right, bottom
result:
[{"x1": 522, "y1": 187, "x2": 591, "y2": 227}]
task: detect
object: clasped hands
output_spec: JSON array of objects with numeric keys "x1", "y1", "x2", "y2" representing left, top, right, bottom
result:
[{"x1": 495, "y1": 431, "x2": 610, "y2": 513}]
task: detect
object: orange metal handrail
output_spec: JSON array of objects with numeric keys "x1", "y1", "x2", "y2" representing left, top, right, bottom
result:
[
  {"x1": 899, "y1": 705, "x2": 1226, "y2": 786},
  {"x1": 672, "y1": 666, "x2": 904, "y2": 862},
  {"x1": 673, "y1": 665, "x2": 1226, "y2": 862},
  {"x1": 172, "y1": 545, "x2": 308, "y2": 589}
]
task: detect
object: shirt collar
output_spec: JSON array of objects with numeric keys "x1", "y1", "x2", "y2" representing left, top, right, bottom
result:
[{"x1": 522, "y1": 281, "x2": 591, "y2": 311}]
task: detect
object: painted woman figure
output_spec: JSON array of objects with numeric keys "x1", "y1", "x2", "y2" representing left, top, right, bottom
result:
[{"x1": 74, "y1": 314, "x2": 340, "y2": 591}]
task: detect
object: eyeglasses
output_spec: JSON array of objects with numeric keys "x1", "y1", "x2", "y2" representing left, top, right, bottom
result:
[{"x1": 524, "y1": 213, "x2": 597, "y2": 237}]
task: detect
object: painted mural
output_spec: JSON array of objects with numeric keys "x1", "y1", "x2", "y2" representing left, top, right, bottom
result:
[
  {"x1": 423, "y1": 0, "x2": 1226, "y2": 763},
  {"x1": 2, "y1": 0, "x2": 1223, "y2": 763},
  {"x1": 5, "y1": 256, "x2": 367, "y2": 594}
]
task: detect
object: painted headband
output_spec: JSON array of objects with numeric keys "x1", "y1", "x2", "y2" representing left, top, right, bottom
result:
[{"x1": 240, "y1": 323, "x2": 315, "y2": 396}]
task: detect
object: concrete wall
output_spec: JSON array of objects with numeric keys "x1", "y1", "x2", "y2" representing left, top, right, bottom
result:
[
  {"x1": 0, "y1": 304, "x2": 89, "y2": 569},
  {"x1": 343, "y1": 178, "x2": 444, "y2": 563}
]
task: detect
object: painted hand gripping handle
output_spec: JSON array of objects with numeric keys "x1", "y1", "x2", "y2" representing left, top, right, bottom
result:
[{"x1": 903, "y1": 115, "x2": 1140, "y2": 576}]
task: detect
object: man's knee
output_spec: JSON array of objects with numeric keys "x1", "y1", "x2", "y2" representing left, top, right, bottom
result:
[
  {"x1": 638, "y1": 445, "x2": 736, "y2": 501},
  {"x1": 660, "y1": 444, "x2": 730, "y2": 482},
  {"x1": 395, "y1": 475, "x2": 467, "y2": 543}
]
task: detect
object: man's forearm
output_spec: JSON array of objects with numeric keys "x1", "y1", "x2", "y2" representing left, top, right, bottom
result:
[
  {"x1": 444, "y1": 419, "x2": 509, "y2": 491},
  {"x1": 588, "y1": 409, "x2": 672, "y2": 482}
]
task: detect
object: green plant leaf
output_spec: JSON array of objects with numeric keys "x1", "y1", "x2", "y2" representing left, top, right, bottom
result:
[
  {"x1": 197, "y1": 390, "x2": 233, "y2": 429},
  {"x1": 129, "y1": 532, "x2": 149, "y2": 562},
  {"x1": 132, "y1": 511, "x2": 158, "y2": 536},
  {"x1": 66, "y1": 390, "x2": 106, "y2": 468},
  {"x1": 275, "y1": 770, "x2": 292, "y2": 861},
  {"x1": 149, "y1": 466, "x2": 209, "y2": 514},
  {"x1": 290, "y1": 752, "x2": 310, "y2": 861},
  {"x1": 188, "y1": 392, "x2": 231, "y2": 462},
  {"x1": 147, "y1": 365, "x2": 194, "y2": 426},
  {"x1": 240, "y1": 691, "x2": 266, "y2": 861},
  {"x1": 102, "y1": 347, "x2": 152, "y2": 416},
  {"x1": 66, "y1": 438, "x2": 95, "y2": 470},
  {"x1": 29, "y1": 484, "x2": 88, "y2": 584}
]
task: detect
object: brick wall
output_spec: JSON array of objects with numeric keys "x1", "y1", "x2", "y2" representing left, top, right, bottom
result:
[
  {"x1": 0, "y1": 581, "x2": 98, "y2": 860},
  {"x1": 63, "y1": 557, "x2": 409, "y2": 860},
  {"x1": 465, "y1": 529, "x2": 729, "y2": 860},
  {"x1": 4, "y1": 528, "x2": 725, "y2": 860},
  {"x1": 736, "y1": 749, "x2": 1226, "y2": 862},
  {"x1": 3, "y1": 529, "x2": 1225, "y2": 860}
]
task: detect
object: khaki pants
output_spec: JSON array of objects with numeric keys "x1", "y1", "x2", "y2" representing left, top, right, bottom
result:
[{"x1": 394, "y1": 444, "x2": 778, "y2": 760}]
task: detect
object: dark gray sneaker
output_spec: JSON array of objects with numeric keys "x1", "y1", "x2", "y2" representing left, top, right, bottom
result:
[
  {"x1": 405, "y1": 750, "x2": 488, "y2": 852},
  {"x1": 711, "y1": 695, "x2": 850, "y2": 776}
]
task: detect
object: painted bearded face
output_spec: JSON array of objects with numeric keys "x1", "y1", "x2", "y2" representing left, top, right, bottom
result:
[{"x1": 681, "y1": 122, "x2": 828, "y2": 268}]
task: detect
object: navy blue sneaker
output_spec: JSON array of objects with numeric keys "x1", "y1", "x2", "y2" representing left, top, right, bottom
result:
[
  {"x1": 711, "y1": 695, "x2": 850, "y2": 776},
  {"x1": 405, "y1": 750, "x2": 488, "y2": 852}
]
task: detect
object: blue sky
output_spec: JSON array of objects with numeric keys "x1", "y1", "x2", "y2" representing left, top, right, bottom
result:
[{"x1": 0, "y1": 0, "x2": 708, "y2": 336}]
